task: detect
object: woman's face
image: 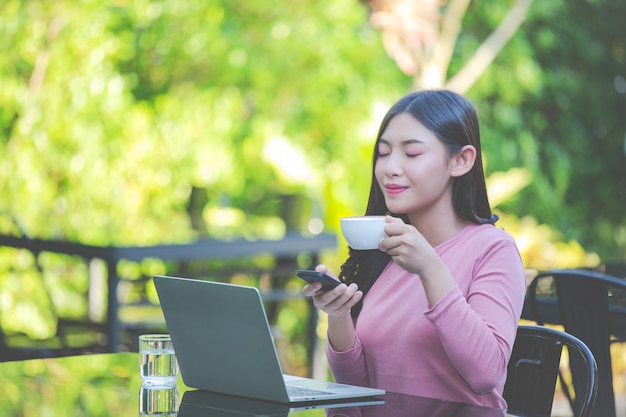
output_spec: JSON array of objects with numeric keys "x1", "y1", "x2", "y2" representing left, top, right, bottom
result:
[{"x1": 375, "y1": 113, "x2": 455, "y2": 219}]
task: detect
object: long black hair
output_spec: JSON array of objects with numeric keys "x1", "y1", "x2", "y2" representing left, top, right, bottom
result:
[{"x1": 339, "y1": 89, "x2": 497, "y2": 317}]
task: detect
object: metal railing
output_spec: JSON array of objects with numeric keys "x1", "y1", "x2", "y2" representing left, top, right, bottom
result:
[{"x1": 0, "y1": 233, "x2": 337, "y2": 360}]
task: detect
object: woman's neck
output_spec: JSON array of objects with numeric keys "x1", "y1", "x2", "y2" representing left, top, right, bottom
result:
[{"x1": 407, "y1": 204, "x2": 469, "y2": 247}]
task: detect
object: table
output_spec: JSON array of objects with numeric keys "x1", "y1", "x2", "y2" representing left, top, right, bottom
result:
[{"x1": 0, "y1": 352, "x2": 511, "y2": 416}]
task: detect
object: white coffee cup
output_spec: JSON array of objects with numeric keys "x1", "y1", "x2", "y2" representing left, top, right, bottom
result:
[{"x1": 340, "y1": 216, "x2": 387, "y2": 250}]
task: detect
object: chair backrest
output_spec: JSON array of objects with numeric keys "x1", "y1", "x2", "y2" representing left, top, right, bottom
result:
[
  {"x1": 524, "y1": 268, "x2": 626, "y2": 417},
  {"x1": 504, "y1": 325, "x2": 598, "y2": 417}
]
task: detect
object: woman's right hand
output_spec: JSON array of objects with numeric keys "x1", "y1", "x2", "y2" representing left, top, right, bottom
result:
[{"x1": 302, "y1": 265, "x2": 363, "y2": 319}]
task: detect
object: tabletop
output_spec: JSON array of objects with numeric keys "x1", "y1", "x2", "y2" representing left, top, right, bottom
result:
[{"x1": 0, "y1": 352, "x2": 510, "y2": 416}]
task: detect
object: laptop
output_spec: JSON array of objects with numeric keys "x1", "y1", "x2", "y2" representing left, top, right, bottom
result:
[{"x1": 153, "y1": 275, "x2": 385, "y2": 404}]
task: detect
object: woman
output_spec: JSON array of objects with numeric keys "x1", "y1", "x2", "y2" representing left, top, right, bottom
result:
[{"x1": 303, "y1": 89, "x2": 526, "y2": 409}]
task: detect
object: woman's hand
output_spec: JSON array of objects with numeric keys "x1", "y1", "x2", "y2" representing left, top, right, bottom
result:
[
  {"x1": 379, "y1": 215, "x2": 455, "y2": 307},
  {"x1": 378, "y1": 216, "x2": 437, "y2": 276},
  {"x1": 302, "y1": 265, "x2": 363, "y2": 319}
]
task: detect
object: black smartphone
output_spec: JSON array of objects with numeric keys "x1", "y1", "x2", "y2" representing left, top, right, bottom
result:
[{"x1": 297, "y1": 270, "x2": 341, "y2": 291}]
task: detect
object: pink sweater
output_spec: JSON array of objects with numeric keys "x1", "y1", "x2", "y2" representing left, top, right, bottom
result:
[{"x1": 326, "y1": 223, "x2": 526, "y2": 409}]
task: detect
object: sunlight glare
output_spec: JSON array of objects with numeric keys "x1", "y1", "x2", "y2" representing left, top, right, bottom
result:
[
  {"x1": 307, "y1": 218, "x2": 324, "y2": 235},
  {"x1": 263, "y1": 136, "x2": 314, "y2": 183}
]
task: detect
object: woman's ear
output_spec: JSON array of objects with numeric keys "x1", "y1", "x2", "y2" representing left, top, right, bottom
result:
[{"x1": 450, "y1": 145, "x2": 476, "y2": 177}]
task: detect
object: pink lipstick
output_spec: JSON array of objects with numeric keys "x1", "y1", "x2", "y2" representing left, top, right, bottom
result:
[{"x1": 385, "y1": 184, "x2": 407, "y2": 195}]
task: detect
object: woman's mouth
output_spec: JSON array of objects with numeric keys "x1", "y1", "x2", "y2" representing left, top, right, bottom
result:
[{"x1": 385, "y1": 184, "x2": 407, "y2": 195}]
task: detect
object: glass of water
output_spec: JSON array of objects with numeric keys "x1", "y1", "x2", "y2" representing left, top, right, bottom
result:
[
  {"x1": 139, "y1": 334, "x2": 179, "y2": 385},
  {"x1": 139, "y1": 383, "x2": 179, "y2": 416}
]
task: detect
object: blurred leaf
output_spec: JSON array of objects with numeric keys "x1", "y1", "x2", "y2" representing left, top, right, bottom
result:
[{"x1": 487, "y1": 167, "x2": 532, "y2": 207}]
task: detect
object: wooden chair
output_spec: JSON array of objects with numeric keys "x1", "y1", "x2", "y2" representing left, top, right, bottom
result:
[{"x1": 504, "y1": 325, "x2": 598, "y2": 417}]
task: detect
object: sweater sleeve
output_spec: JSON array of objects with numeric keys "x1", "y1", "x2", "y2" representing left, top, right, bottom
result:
[
  {"x1": 326, "y1": 333, "x2": 371, "y2": 388},
  {"x1": 424, "y1": 237, "x2": 526, "y2": 393}
]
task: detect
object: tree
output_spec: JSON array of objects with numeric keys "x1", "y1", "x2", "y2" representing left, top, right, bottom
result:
[
  {"x1": 360, "y1": 0, "x2": 626, "y2": 263},
  {"x1": 470, "y1": 0, "x2": 626, "y2": 260},
  {"x1": 1, "y1": 0, "x2": 624, "y2": 346},
  {"x1": 361, "y1": 0, "x2": 533, "y2": 91}
]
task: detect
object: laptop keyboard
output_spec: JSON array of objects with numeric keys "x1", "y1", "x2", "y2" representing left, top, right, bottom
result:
[{"x1": 287, "y1": 385, "x2": 334, "y2": 397}]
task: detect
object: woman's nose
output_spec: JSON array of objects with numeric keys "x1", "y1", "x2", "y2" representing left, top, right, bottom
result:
[{"x1": 384, "y1": 153, "x2": 403, "y2": 176}]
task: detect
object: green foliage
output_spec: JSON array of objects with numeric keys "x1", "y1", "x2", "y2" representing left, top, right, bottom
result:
[
  {"x1": 1, "y1": 0, "x2": 625, "y2": 368},
  {"x1": 0, "y1": 0, "x2": 407, "y2": 246},
  {"x1": 4, "y1": 1, "x2": 621, "y2": 256},
  {"x1": 464, "y1": 0, "x2": 626, "y2": 260}
]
